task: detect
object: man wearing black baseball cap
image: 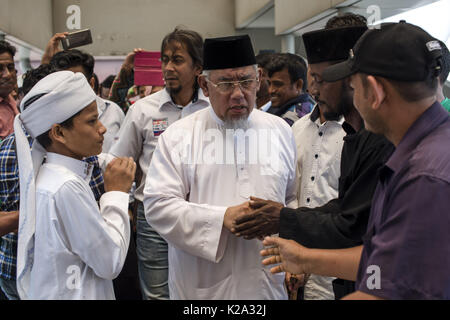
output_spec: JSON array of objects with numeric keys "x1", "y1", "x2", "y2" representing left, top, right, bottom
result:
[
  {"x1": 261, "y1": 22, "x2": 450, "y2": 300},
  {"x1": 233, "y1": 15, "x2": 394, "y2": 300}
]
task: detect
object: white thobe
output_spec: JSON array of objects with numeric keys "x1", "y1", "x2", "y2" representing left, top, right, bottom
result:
[
  {"x1": 109, "y1": 88, "x2": 210, "y2": 202},
  {"x1": 96, "y1": 97, "x2": 125, "y2": 153},
  {"x1": 292, "y1": 105, "x2": 345, "y2": 300},
  {"x1": 144, "y1": 107, "x2": 298, "y2": 300},
  {"x1": 29, "y1": 153, "x2": 130, "y2": 300}
]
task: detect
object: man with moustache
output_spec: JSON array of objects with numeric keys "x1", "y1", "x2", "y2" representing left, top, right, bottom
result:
[
  {"x1": 0, "y1": 40, "x2": 19, "y2": 248},
  {"x1": 0, "y1": 41, "x2": 19, "y2": 141},
  {"x1": 233, "y1": 17, "x2": 395, "y2": 299},
  {"x1": 143, "y1": 35, "x2": 297, "y2": 299},
  {"x1": 107, "y1": 27, "x2": 210, "y2": 300},
  {"x1": 285, "y1": 15, "x2": 361, "y2": 299},
  {"x1": 261, "y1": 21, "x2": 450, "y2": 300}
]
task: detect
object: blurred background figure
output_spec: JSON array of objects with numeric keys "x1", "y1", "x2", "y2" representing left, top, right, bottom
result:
[
  {"x1": 0, "y1": 40, "x2": 19, "y2": 142},
  {"x1": 92, "y1": 73, "x2": 100, "y2": 96},
  {"x1": 100, "y1": 75, "x2": 116, "y2": 100},
  {"x1": 255, "y1": 52, "x2": 274, "y2": 110}
]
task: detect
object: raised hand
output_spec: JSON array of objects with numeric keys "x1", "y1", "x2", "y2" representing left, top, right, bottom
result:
[
  {"x1": 122, "y1": 48, "x2": 145, "y2": 72},
  {"x1": 104, "y1": 157, "x2": 136, "y2": 193},
  {"x1": 261, "y1": 236, "x2": 308, "y2": 275},
  {"x1": 41, "y1": 32, "x2": 69, "y2": 64}
]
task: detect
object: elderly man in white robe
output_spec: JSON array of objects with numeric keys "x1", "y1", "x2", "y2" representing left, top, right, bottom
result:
[
  {"x1": 14, "y1": 71, "x2": 136, "y2": 300},
  {"x1": 143, "y1": 35, "x2": 297, "y2": 299}
]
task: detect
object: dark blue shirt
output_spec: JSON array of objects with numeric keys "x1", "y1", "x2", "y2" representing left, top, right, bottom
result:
[
  {"x1": 357, "y1": 102, "x2": 450, "y2": 299},
  {"x1": 266, "y1": 93, "x2": 315, "y2": 126}
]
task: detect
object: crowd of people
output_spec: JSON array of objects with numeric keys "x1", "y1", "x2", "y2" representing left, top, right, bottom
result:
[{"x1": 0, "y1": 12, "x2": 449, "y2": 300}]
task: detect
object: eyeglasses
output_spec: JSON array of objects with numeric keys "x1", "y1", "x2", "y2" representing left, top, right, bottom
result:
[{"x1": 206, "y1": 78, "x2": 259, "y2": 94}]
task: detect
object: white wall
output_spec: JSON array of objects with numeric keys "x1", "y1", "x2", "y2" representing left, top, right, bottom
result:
[
  {"x1": 52, "y1": 0, "x2": 236, "y2": 56},
  {"x1": 0, "y1": 0, "x2": 53, "y2": 49}
]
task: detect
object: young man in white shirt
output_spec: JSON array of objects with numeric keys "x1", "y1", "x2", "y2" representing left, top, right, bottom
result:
[
  {"x1": 15, "y1": 71, "x2": 136, "y2": 299},
  {"x1": 50, "y1": 50, "x2": 125, "y2": 153},
  {"x1": 107, "y1": 28, "x2": 210, "y2": 300}
]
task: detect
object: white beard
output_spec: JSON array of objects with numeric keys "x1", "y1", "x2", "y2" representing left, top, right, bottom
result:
[{"x1": 223, "y1": 116, "x2": 250, "y2": 130}]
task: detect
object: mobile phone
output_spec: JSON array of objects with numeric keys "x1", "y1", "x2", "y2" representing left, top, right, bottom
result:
[
  {"x1": 61, "y1": 29, "x2": 93, "y2": 50},
  {"x1": 134, "y1": 51, "x2": 165, "y2": 86}
]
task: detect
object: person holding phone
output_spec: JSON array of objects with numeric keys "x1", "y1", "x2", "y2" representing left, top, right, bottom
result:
[{"x1": 106, "y1": 27, "x2": 210, "y2": 300}]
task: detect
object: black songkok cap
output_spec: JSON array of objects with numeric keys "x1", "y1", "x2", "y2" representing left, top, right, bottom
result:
[
  {"x1": 302, "y1": 26, "x2": 368, "y2": 64},
  {"x1": 322, "y1": 21, "x2": 443, "y2": 82},
  {"x1": 203, "y1": 35, "x2": 256, "y2": 70}
]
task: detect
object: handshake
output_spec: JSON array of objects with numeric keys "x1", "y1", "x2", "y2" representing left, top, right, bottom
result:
[{"x1": 223, "y1": 197, "x2": 285, "y2": 240}]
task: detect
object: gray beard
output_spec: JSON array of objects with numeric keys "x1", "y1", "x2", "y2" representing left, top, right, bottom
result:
[{"x1": 223, "y1": 116, "x2": 250, "y2": 130}]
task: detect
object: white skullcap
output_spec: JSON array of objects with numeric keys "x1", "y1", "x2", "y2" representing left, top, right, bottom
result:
[
  {"x1": 19, "y1": 70, "x2": 97, "y2": 138},
  {"x1": 14, "y1": 71, "x2": 97, "y2": 299}
]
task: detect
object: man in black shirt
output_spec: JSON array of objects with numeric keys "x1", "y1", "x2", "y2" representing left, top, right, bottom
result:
[{"x1": 232, "y1": 15, "x2": 395, "y2": 299}]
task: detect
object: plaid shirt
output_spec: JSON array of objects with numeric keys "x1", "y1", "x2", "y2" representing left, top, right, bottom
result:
[{"x1": 0, "y1": 133, "x2": 105, "y2": 280}]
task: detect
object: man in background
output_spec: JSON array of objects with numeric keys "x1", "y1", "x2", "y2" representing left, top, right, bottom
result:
[
  {"x1": 266, "y1": 53, "x2": 314, "y2": 126},
  {"x1": 107, "y1": 27, "x2": 210, "y2": 300},
  {"x1": 0, "y1": 41, "x2": 19, "y2": 141},
  {"x1": 255, "y1": 52, "x2": 273, "y2": 110},
  {"x1": 436, "y1": 41, "x2": 450, "y2": 112}
]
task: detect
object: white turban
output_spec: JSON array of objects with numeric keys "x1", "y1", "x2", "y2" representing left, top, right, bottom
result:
[{"x1": 14, "y1": 71, "x2": 97, "y2": 299}]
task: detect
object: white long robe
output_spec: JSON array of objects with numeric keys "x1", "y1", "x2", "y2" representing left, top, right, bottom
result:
[
  {"x1": 30, "y1": 153, "x2": 130, "y2": 299},
  {"x1": 143, "y1": 107, "x2": 297, "y2": 299}
]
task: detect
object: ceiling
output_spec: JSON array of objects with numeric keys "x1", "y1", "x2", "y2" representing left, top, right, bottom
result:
[{"x1": 241, "y1": 0, "x2": 443, "y2": 33}]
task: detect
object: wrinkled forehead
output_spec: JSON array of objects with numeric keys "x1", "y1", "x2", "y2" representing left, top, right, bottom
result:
[{"x1": 209, "y1": 65, "x2": 257, "y2": 81}]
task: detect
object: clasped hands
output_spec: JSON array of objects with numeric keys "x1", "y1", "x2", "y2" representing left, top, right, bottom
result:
[
  {"x1": 223, "y1": 196, "x2": 284, "y2": 240},
  {"x1": 223, "y1": 197, "x2": 310, "y2": 280}
]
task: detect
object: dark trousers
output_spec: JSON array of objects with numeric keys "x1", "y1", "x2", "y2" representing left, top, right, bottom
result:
[
  {"x1": 112, "y1": 228, "x2": 142, "y2": 300},
  {"x1": 332, "y1": 279, "x2": 356, "y2": 300}
]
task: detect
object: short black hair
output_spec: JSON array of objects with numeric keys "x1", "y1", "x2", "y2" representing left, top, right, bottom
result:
[
  {"x1": 266, "y1": 53, "x2": 308, "y2": 91},
  {"x1": 22, "y1": 64, "x2": 79, "y2": 149},
  {"x1": 101, "y1": 75, "x2": 116, "y2": 89},
  {"x1": 325, "y1": 13, "x2": 367, "y2": 29},
  {"x1": 22, "y1": 64, "x2": 57, "y2": 96},
  {"x1": 49, "y1": 49, "x2": 95, "y2": 80},
  {"x1": 439, "y1": 40, "x2": 450, "y2": 85},
  {"x1": 161, "y1": 27, "x2": 204, "y2": 70},
  {"x1": 35, "y1": 110, "x2": 81, "y2": 149},
  {"x1": 0, "y1": 40, "x2": 16, "y2": 58},
  {"x1": 360, "y1": 73, "x2": 438, "y2": 103},
  {"x1": 256, "y1": 53, "x2": 275, "y2": 70},
  {"x1": 92, "y1": 73, "x2": 99, "y2": 94}
]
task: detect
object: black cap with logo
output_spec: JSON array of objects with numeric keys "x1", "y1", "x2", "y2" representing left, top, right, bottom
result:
[
  {"x1": 203, "y1": 35, "x2": 256, "y2": 71},
  {"x1": 322, "y1": 21, "x2": 443, "y2": 82}
]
